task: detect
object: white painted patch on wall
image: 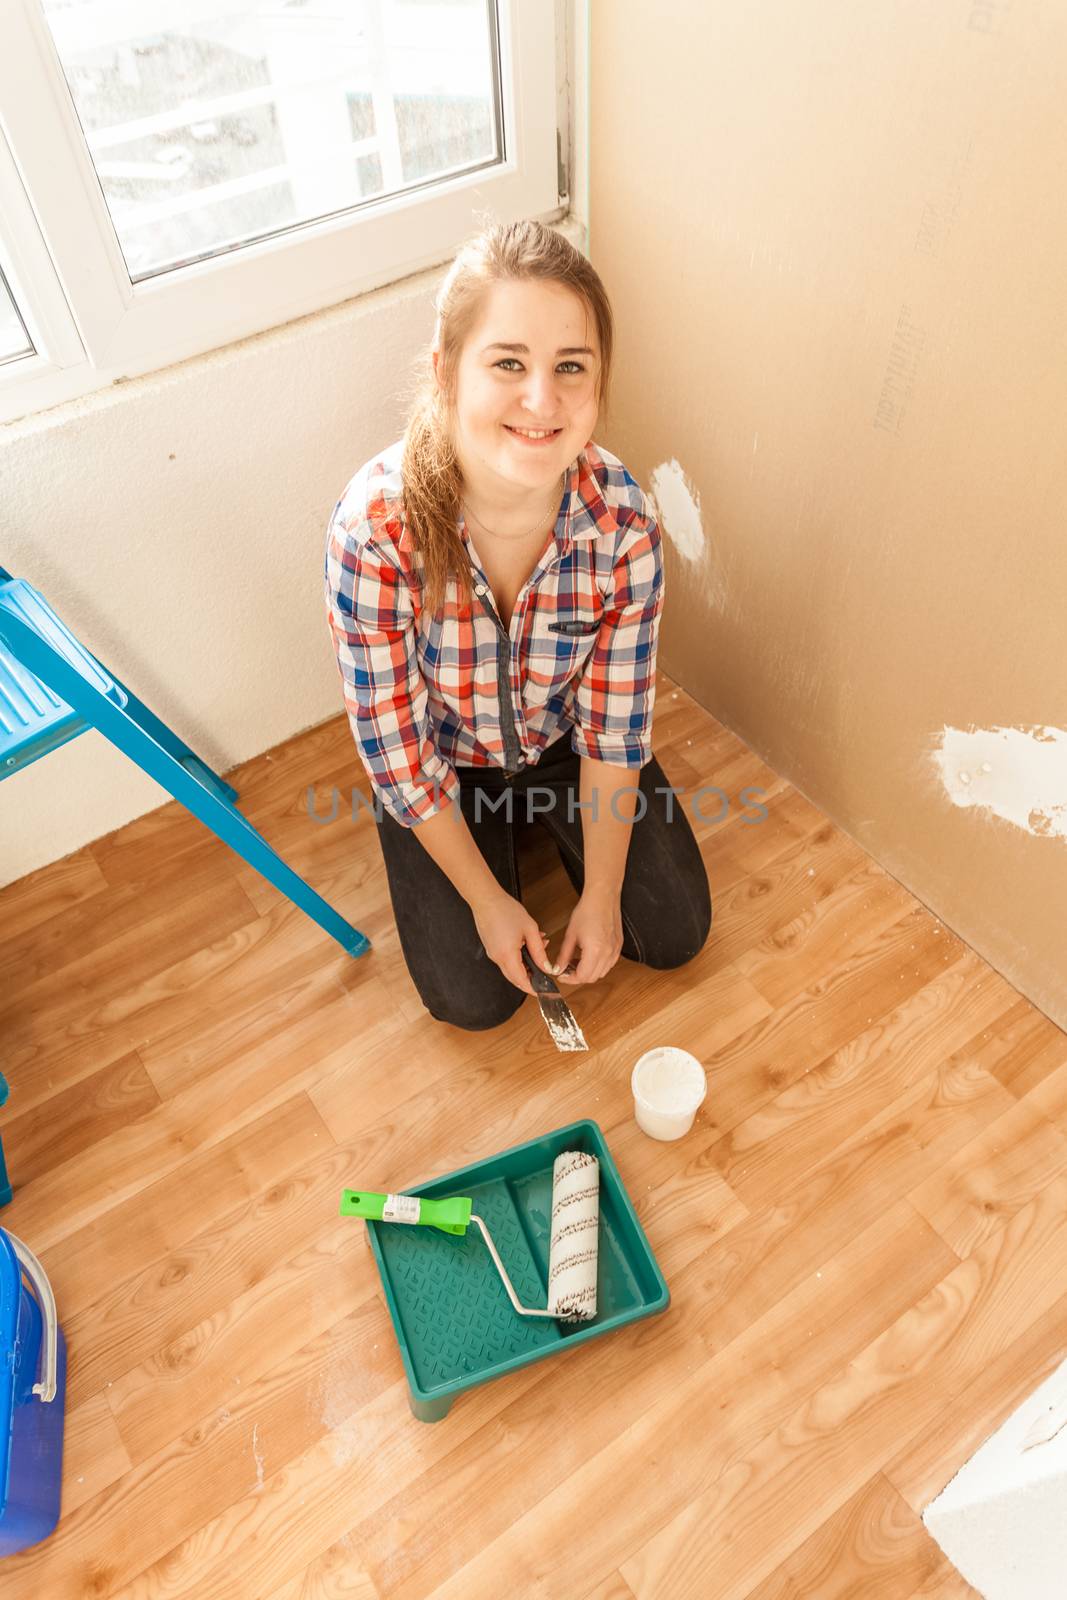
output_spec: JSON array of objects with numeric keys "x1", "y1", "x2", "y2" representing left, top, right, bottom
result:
[
  {"x1": 646, "y1": 459, "x2": 705, "y2": 563},
  {"x1": 930, "y1": 724, "x2": 1067, "y2": 840}
]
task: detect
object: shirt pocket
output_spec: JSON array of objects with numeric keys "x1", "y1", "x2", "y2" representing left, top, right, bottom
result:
[
  {"x1": 547, "y1": 617, "x2": 603, "y2": 639},
  {"x1": 528, "y1": 610, "x2": 603, "y2": 694}
]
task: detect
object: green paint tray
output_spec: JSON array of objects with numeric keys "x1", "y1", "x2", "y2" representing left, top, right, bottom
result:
[{"x1": 352, "y1": 1119, "x2": 670, "y2": 1422}]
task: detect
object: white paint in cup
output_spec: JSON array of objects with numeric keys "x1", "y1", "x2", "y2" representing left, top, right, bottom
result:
[{"x1": 631, "y1": 1047, "x2": 707, "y2": 1140}]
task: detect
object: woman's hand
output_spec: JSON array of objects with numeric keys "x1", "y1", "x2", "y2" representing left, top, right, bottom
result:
[
  {"x1": 553, "y1": 887, "x2": 623, "y2": 985},
  {"x1": 471, "y1": 888, "x2": 554, "y2": 996}
]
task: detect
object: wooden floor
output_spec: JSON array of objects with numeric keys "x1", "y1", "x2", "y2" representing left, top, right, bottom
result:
[{"x1": 2, "y1": 673, "x2": 1066, "y2": 1599}]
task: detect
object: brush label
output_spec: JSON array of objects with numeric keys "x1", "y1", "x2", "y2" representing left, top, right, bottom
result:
[{"x1": 383, "y1": 1193, "x2": 421, "y2": 1224}]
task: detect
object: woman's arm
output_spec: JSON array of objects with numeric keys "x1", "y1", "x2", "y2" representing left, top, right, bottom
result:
[
  {"x1": 555, "y1": 484, "x2": 663, "y2": 985},
  {"x1": 326, "y1": 515, "x2": 457, "y2": 826},
  {"x1": 578, "y1": 755, "x2": 642, "y2": 897},
  {"x1": 553, "y1": 757, "x2": 640, "y2": 985},
  {"x1": 327, "y1": 512, "x2": 553, "y2": 995}
]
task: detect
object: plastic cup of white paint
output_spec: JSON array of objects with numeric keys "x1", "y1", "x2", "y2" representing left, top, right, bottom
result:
[{"x1": 631, "y1": 1048, "x2": 707, "y2": 1140}]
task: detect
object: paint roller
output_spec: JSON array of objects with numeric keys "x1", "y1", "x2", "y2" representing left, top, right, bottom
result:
[{"x1": 341, "y1": 1150, "x2": 599, "y2": 1322}]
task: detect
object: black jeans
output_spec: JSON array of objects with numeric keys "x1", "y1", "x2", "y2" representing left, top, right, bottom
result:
[{"x1": 374, "y1": 732, "x2": 712, "y2": 1031}]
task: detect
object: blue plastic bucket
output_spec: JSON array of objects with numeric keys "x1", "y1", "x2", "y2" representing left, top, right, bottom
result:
[{"x1": 0, "y1": 1229, "x2": 67, "y2": 1556}]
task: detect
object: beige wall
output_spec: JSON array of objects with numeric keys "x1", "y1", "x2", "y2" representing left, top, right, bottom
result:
[{"x1": 590, "y1": 0, "x2": 1067, "y2": 1028}]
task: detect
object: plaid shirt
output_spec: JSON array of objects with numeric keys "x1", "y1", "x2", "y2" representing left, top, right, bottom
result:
[{"x1": 324, "y1": 437, "x2": 663, "y2": 826}]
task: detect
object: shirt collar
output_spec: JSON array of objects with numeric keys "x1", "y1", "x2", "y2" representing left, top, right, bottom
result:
[{"x1": 555, "y1": 447, "x2": 614, "y2": 555}]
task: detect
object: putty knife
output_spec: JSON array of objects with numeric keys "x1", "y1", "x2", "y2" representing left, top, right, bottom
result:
[{"x1": 522, "y1": 947, "x2": 588, "y2": 1052}]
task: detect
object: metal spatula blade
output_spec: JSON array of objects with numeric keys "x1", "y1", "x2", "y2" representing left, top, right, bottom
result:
[{"x1": 522, "y1": 948, "x2": 588, "y2": 1052}]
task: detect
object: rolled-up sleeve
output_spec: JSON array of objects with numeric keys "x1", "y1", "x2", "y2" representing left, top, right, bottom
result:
[
  {"x1": 325, "y1": 513, "x2": 458, "y2": 826},
  {"x1": 570, "y1": 501, "x2": 664, "y2": 767}
]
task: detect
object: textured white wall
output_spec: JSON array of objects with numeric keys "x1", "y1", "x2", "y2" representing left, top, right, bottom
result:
[
  {"x1": 0, "y1": 218, "x2": 584, "y2": 887},
  {"x1": 924, "y1": 1357, "x2": 1067, "y2": 1599}
]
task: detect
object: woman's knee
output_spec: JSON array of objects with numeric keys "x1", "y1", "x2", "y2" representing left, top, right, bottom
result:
[
  {"x1": 428, "y1": 986, "x2": 526, "y2": 1032},
  {"x1": 638, "y1": 885, "x2": 713, "y2": 970}
]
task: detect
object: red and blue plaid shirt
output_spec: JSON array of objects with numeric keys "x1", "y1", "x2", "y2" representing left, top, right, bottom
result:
[{"x1": 324, "y1": 437, "x2": 663, "y2": 826}]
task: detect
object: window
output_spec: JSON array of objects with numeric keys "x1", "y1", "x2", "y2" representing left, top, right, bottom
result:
[
  {"x1": 0, "y1": 0, "x2": 565, "y2": 423},
  {"x1": 0, "y1": 271, "x2": 33, "y2": 364}
]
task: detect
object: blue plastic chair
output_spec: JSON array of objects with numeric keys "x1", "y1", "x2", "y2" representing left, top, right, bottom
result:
[
  {"x1": 0, "y1": 1073, "x2": 10, "y2": 1209},
  {"x1": 0, "y1": 568, "x2": 369, "y2": 959}
]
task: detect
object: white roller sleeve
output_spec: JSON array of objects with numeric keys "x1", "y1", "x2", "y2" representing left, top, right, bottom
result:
[{"x1": 547, "y1": 1150, "x2": 600, "y2": 1321}]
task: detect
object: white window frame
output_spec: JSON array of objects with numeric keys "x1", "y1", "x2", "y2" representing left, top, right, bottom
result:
[{"x1": 0, "y1": 0, "x2": 563, "y2": 424}]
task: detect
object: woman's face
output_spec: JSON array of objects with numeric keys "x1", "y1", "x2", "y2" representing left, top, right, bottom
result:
[{"x1": 438, "y1": 278, "x2": 600, "y2": 500}]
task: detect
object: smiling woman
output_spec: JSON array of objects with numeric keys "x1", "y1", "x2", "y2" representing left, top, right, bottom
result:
[{"x1": 324, "y1": 218, "x2": 712, "y2": 1031}]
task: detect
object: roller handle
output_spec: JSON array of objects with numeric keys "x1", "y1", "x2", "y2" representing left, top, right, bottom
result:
[{"x1": 339, "y1": 1188, "x2": 472, "y2": 1236}]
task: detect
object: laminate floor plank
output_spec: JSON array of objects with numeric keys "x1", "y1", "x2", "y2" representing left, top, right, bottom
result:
[
  {"x1": 0, "y1": 1050, "x2": 160, "y2": 1185},
  {"x1": 0, "y1": 845, "x2": 109, "y2": 943},
  {"x1": 741, "y1": 1472, "x2": 945, "y2": 1599}
]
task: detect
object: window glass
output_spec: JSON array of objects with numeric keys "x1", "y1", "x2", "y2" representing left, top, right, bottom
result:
[
  {"x1": 0, "y1": 270, "x2": 33, "y2": 363},
  {"x1": 41, "y1": 0, "x2": 500, "y2": 280}
]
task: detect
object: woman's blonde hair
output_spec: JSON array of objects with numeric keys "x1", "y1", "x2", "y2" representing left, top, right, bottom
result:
[{"x1": 400, "y1": 217, "x2": 614, "y2": 616}]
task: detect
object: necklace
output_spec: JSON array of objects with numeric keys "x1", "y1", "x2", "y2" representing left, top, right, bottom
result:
[{"x1": 461, "y1": 473, "x2": 564, "y2": 542}]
